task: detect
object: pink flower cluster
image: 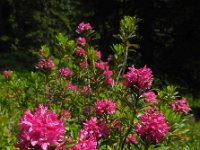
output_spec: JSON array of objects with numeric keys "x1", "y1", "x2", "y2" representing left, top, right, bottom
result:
[
  {"x1": 37, "y1": 58, "x2": 54, "y2": 70},
  {"x1": 171, "y1": 97, "x2": 190, "y2": 114},
  {"x1": 66, "y1": 83, "x2": 77, "y2": 91},
  {"x1": 69, "y1": 117, "x2": 109, "y2": 150},
  {"x1": 59, "y1": 68, "x2": 73, "y2": 77},
  {"x1": 75, "y1": 46, "x2": 85, "y2": 57},
  {"x1": 95, "y1": 50, "x2": 101, "y2": 60},
  {"x1": 95, "y1": 99, "x2": 116, "y2": 115},
  {"x1": 142, "y1": 91, "x2": 157, "y2": 103},
  {"x1": 16, "y1": 105, "x2": 65, "y2": 150},
  {"x1": 135, "y1": 108, "x2": 170, "y2": 143},
  {"x1": 125, "y1": 135, "x2": 137, "y2": 145},
  {"x1": 69, "y1": 136, "x2": 97, "y2": 150},
  {"x1": 76, "y1": 22, "x2": 92, "y2": 34},
  {"x1": 125, "y1": 65, "x2": 153, "y2": 91},
  {"x1": 76, "y1": 37, "x2": 86, "y2": 46},
  {"x1": 3, "y1": 70, "x2": 12, "y2": 79},
  {"x1": 82, "y1": 117, "x2": 110, "y2": 139}
]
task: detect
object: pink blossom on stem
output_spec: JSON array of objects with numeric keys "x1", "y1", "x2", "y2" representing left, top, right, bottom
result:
[
  {"x1": 103, "y1": 70, "x2": 113, "y2": 78},
  {"x1": 142, "y1": 91, "x2": 157, "y2": 103},
  {"x1": 171, "y1": 97, "x2": 190, "y2": 114},
  {"x1": 82, "y1": 117, "x2": 110, "y2": 139},
  {"x1": 125, "y1": 135, "x2": 137, "y2": 145},
  {"x1": 75, "y1": 46, "x2": 85, "y2": 57},
  {"x1": 95, "y1": 99, "x2": 116, "y2": 115},
  {"x1": 135, "y1": 108, "x2": 170, "y2": 143},
  {"x1": 76, "y1": 22, "x2": 92, "y2": 34},
  {"x1": 95, "y1": 50, "x2": 101, "y2": 60},
  {"x1": 125, "y1": 65, "x2": 153, "y2": 91},
  {"x1": 59, "y1": 68, "x2": 73, "y2": 77},
  {"x1": 76, "y1": 37, "x2": 86, "y2": 46},
  {"x1": 16, "y1": 105, "x2": 65, "y2": 150},
  {"x1": 68, "y1": 136, "x2": 97, "y2": 150},
  {"x1": 105, "y1": 78, "x2": 113, "y2": 86},
  {"x1": 37, "y1": 58, "x2": 54, "y2": 70},
  {"x1": 65, "y1": 83, "x2": 77, "y2": 91},
  {"x1": 3, "y1": 70, "x2": 12, "y2": 79},
  {"x1": 95, "y1": 61, "x2": 108, "y2": 71}
]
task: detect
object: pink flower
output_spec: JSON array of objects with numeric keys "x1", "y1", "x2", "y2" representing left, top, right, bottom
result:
[
  {"x1": 59, "y1": 68, "x2": 73, "y2": 77},
  {"x1": 65, "y1": 83, "x2": 77, "y2": 91},
  {"x1": 135, "y1": 108, "x2": 170, "y2": 143},
  {"x1": 76, "y1": 37, "x2": 86, "y2": 46},
  {"x1": 68, "y1": 136, "x2": 97, "y2": 150},
  {"x1": 142, "y1": 91, "x2": 157, "y2": 103},
  {"x1": 16, "y1": 105, "x2": 65, "y2": 150},
  {"x1": 125, "y1": 135, "x2": 137, "y2": 145},
  {"x1": 125, "y1": 65, "x2": 153, "y2": 91},
  {"x1": 171, "y1": 97, "x2": 190, "y2": 114},
  {"x1": 85, "y1": 23, "x2": 92, "y2": 30},
  {"x1": 3, "y1": 70, "x2": 12, "y2": 79},
  {"x1": 105, "y1": 78, "x2": 113, "y2": 86},
  {"x1": 76, "y1": 22, "x2": 92, "y2": 34},
  {"x1": 80, "y1": 61, "x2": 88, "y2": 68},
  {"x1": 75, "y1": 47, "x2": 85, "y2": 56},
  {"x1": 82, "y1": 117, "x2": 110, "y2": 139},
  {"x1": 95, "y1": 99, "x2": 116, "y2": 115},
  {"x1": 103, "y1": 70, "x2": 113, "y2": 78},
  {"x1": 95, "y1": 51, "x2": 101, "y2": 60},
  {"x1": 95, "y1": 61, "x2": 108, "y2": 71},
  {"x1": 37, "y1": 58, "x2": 54, "y2": 70}
]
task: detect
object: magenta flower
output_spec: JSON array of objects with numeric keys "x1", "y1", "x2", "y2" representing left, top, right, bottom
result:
[
  {"x1": 65, "y1": 83, "x2": 77, "y2": 91},
  {"x1": 37, "y1": 58, "x2": 54, "y2": 70},
  {"x1": 125, "y1": 135, "x2": 137, "y2": 145},
  {"x1": 95, "y1": 50, "x2": 102, "y2": 60},
  {"x1": 76, "y1": 37, "x2": 86, "y2": 46},
  {"x1": 125, "y1": 65, "x2": 153, "y2": 91},
  {"x1": 95, "y1": 61, "x2": 108, "y2": 71},
  {"x1": 171, "y1": 97, "x2": 190, "y2": 114},
  {"x1": 76, "y1": 22, "x2": 92, "y2": 34},
  {"x1": 82, "y1": 117, "x2": 110, "y2": 139},
  {"x1": 3, "y1": 70, "x2": 12, "y2": 79},
  {"x1": 59, "y1": 68, "x2": 73, "y2": 77},
  {"x1": 68, "y1": 136, "x2": 97, "y2": 150},
  {"x1": 16, "y1": 105, "x2": 65, "y2": 150},
  {"x1": 135, "y1": 108, "x2": 170, "y2": 143},
  {"x1": 75, "y1": 46, "x2": 85, "y2": 57},
  {"x1": 103, "y1": 70, "x2": 113, "y2": 79},
  {"x1": 95, "y1": 99, "x2": 116, "y2": 115},
  {"x1": 142, "y1": 91, "x2": 157, "y2": 103},
  {"x1": 105, "y1": 78, "x2": 113, "y2": 86}
]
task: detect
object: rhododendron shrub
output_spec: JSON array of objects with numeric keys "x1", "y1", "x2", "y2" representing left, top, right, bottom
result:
[{"x1": 0, "y1": 16, "x2": 193, "y2": 149}]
